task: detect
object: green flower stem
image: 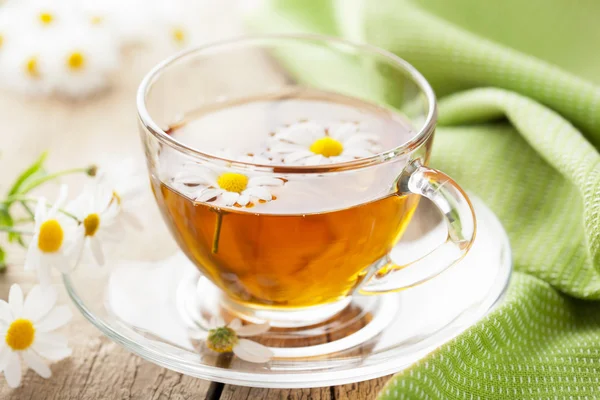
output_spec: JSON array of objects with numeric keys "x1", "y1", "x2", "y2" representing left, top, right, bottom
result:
[
  {"x1": 19, "y1": 167, "x2": 91, "y2": 194},
  {"x1": 0, "y1": 196, "x2": 80, "y2": 221},
  {"x1": 7, "y1": 151, "x2": 48, "y2": 197},
  {"x1": 20, "y1": 201, "x2": 35, "y2": 218},
  {"x1": 212, "y1": 211, "x2": 224, "y2": 254},
  {"x1": 0, "y1": 226, "x2": 34, "y2": 235},
  {"x1": 13, "y1": 217, "x2": 35, "y2": 224}
]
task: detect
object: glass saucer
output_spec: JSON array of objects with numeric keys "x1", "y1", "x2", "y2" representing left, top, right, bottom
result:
[{"x1": 63, "y1": 195, "x2": 511, "y2": 388}]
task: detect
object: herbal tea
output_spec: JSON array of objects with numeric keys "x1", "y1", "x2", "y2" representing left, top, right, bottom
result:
[{"x1": 151, "y1": 89, "x2": 424, "y2": 308}]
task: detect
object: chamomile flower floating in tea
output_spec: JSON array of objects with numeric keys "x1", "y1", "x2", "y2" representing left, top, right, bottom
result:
[
  {"x1": 67, "y1": 185, "x2": 123, "y2": 266},
  {"x1": 206, "y1": 317, "x2": 273, "y2": 363},
  {"x1": 25, "y1": 186, "x2": 79, "y2": 286},
  {"x1": 174, "y1": 165, "x2": 284, "y2": 207},
  {"x1": 0, "y1": 284, "x2": 73, "y2": 388},
  {"x1": 269, "y1": 121, "x2": 382, "y2": 165},
  {"x1": 96, "y1": 159, "x2": 145, "y2": 230}
]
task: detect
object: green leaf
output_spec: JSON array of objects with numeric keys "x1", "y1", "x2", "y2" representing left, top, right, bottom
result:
[
  {"x1": 8, "y1": 151, "x2": 48, "y2": 197},
  {"x1": 0, "y1": 246, "x2": 6, "y2": 273}
]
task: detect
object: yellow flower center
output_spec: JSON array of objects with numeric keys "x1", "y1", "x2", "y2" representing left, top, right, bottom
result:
[
  {"x1": 172, "y1": 27, "x2": 186, "y2": 44},
  {"x1": 309, "y1": 137, "x2": 344, "y2": 157},
  {"x1": 90, "y1": 16, "x2": 103, "y2": 25},
  {"x1": 217, "y1": 173, "x2": 248, "y2": 193},
  {"x1": 38, "y1": 219, "x2": 64, "y2": 253},
  {"x1": 207, "y1": 326, "x2": 238, "y2": 353},
  {"x1": 5, "y1": 319, "x2": 35, "y2": 351},
  {"x1": 39, "y1": 12, "x2": 54, "y2": 25},
  {"x1": 0, "y1": 34, "x2": 4, "y2": 49},
  {"x1": 25, "y1": 57, "x2": 40, "y2": 78},
  {"x1": 67, "y1": 51, "x2": 85, "y2": 71},
  {"x1": 83, "y1": 213, "x2": 100, "y2": 237}
]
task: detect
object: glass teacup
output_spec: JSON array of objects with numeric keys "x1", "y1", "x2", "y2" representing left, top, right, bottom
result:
[{"x1": 137, "y1": 35, "x2": 475, "y2": 328}]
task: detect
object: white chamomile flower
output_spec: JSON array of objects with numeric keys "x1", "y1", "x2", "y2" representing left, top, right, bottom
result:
[
  {"x1": 25, "y1": 186, "x2": 79, "y2": 286},
  {"x1": 173, "y1": 165, "x2": 284, "y2": 207},
  {"x1": 45, "y1": 24, "x2": 120, "y2": 98},
  {"x1": 269, "y1": 121, "x2": 382, "y2": 165},
  {"x1": 97, "y1": 158, "x2": 146, "y2": 230},
  {"x1": 206, "y1": 317, "x2": 273, "y2": 363},
  {"x1": 68, "y1": 185, "x2": 123, "y2": 266},
  {"x1": 80, "y1": 0, "x2": 152, "y2": 45},
  {"x1": 152, "y1": 0, "x2": 206, "y2": 49},
  {"x1": 0, "y1": 284, "x2": 72, "y2": 388},
  {"x1": 0, "y1": 31, "x2": 54, "y2": 95}
]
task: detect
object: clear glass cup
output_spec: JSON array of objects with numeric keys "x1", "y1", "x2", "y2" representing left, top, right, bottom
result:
[{"x1": 137, "y1": 35, "x2": 476, "y2": 328}]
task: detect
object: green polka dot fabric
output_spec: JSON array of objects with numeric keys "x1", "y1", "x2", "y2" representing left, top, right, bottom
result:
[{"x1": 252, "y1": 0, "x2": 600, "y2": 398}]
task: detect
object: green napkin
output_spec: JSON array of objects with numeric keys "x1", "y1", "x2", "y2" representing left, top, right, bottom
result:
[{"x1": 252, "y1": 0, "x2": 600, "y2": 398}]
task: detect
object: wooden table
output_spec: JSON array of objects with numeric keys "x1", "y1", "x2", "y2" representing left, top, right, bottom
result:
[{"x1": 0, "y1": 29, "x2": 392, "y2": 400}]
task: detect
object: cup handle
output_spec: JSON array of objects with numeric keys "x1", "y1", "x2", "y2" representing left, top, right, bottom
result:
[{"x1": 359, "y1": 161, "x2": 477, "y2": 295}]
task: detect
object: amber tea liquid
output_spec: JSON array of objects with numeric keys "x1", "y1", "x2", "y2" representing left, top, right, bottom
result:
[{"x1": 152, "y1": 90, "x2": 422, "y2": 308}]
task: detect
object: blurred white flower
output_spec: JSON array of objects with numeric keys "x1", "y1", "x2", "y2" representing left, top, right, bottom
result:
[
  {"x1": 206, "y1": 317, "x2": 273, "y2": 363},
  {"x1": 24, "y1": 186, "x2": 80, "y2": 286},
  {"x1": 68, "y1": 184, "x2": 123, "y2": 266},
  {"x1": 96, "y1": 158, "x2": 146, "y2": 230},
  {"x1": 79, "y1": 0, "x2": 154, "y2": 45},
  {"x1": 0, "y1": 0, "x2": 214, "y2": 98},
  {"x1": 0, "y1": 284, "x2": 72, "y2": 388},
  {"x1": 45, "y1": 25, "x2": 120, "y2": 98}
]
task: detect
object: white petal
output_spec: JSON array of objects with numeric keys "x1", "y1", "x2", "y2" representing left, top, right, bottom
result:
[
  {"x1": 248, "y1": 177, "x2": 284, "y2": 187},
  {"x1": 328, "y1": 155, "x2": 354, "y2": 163},
  {"x1": 23, "y1": 350, "x2": 51, "y2": 379},
  {"x1": 48, "y1": 185, "x2": 68, "y2": 217},
  {"x1": 89, "y1": 237, "x2": 105, "y2": 266},
  {"x1": 34, "y1": 198, "x2": 47, "y2": 227},
  {"x1": 35, "y1": 306, "x2": 72, "y2": 332},
  {"x1": 228, "y1": 318, "x2": 242, "y2": 331},
  {"x1": 4, "y1": 352, "x2": 21, "y2": 388},
  {"x1": 0, "y1": 345, "x2": 11, "y2": 372},
  {"x1": 37, "y1": 265, "x2": 53, "y2": 287},
  {"x1": 195, "y1": 188, "x2": 223, "y2": 202},
  {"x1": 343, "y1": 136, "x2": 377, "y2": 148},
  {"x1": 120, "y1": 210, "x2": 143, "y2": 230},
  {"x1": 221, "y1": 192, "x2": 240, "y2": 206},
  {"x1": 243, "y1": 187, "x2": 272, "y2": 201},
  {"x1": 278, "y1": 122, "x2": 324, "y2": 144},
  {"x1": 346, "y1": 132, "x2": 380, "y2": 142},
  {"x1": 32, "y1": 345, "x2": 72, "y2": 362},
  {"x1": 23, "y1": 285, "x2": 57, "y2": 323},
  {"x1": 342, "y1": 147, "x2": 374, "y2": 158},
  {"x1": 24, "y1": 243, "x2": 41, "y2": 271},
  {"x1": 34, "y1": 332, "x2": 69, "y2": 348},
  {"x1": 303, "y1": 154, "x2": 327, "y2": 165},
  {"x1": 175, "y1": 167, "x2": 217, "y2": 186},
  {"x1": 0, "y1": 301, "x2": 12, "y2": 323},
  {"x1": 236, "y1": 193, "x2": 250, "y2": 206},
  {"x1": 269, "y1": 143, "x2": 306, "y2": 154},
  {"x1": 236, "y1": 322, "x2": 270, "y2": 337},
  {"x1": 8, "y1": 284, "x2": 24, "y2": 318},
  {"x1": 329, "y1": 123, "x2": 358, "y2": 141},
  {"x1": 283, "y1": 151, "x2": 313, "y2": 164},
  {"x1": 44, "y1": 253, "x2": 71, "y2": 274},
  {"x1": 67, "y1": 234, "x2": 86, "y2": 267},
  {"x1": 209, "y1": 316, "x2": 225, "y2": 329},
  {"x1": 233, "y1": 339, "x2": 273, "y2": 363}
]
